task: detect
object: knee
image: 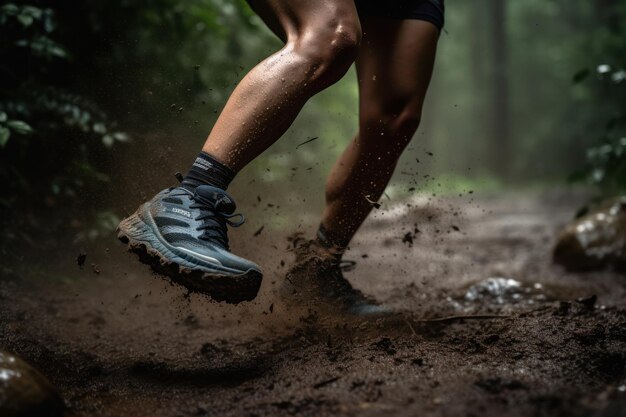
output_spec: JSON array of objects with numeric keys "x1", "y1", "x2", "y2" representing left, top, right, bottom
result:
[
  {"x1": 360, "y1": 101, "x2": 422, "y2": 154},
  {"x1": 292, "y1": 18, "x2": 361, "y2": 89}
]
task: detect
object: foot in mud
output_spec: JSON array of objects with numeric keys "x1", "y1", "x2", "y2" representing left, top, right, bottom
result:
[
  {"x1": 283, "y1": 237, "x2": 394, "y2": 318},
  {"x1": 117, "y1": 184, "x2": 262, "y2": 303}
]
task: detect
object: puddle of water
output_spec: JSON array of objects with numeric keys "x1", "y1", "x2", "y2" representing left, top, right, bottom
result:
[
  {"x1": 464, "y1": 277, "x2": 549, "y2": 305},
  {"x1": 448, "y1": 277, "x2": 555, "y2": 312}
]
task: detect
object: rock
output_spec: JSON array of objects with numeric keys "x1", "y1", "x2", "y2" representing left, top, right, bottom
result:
[
  {"x1": 0, "y1": 350, "x2": 64, "y2": 417},
  {"x1": 575, "y1": 294, "x2": 597, "y2": 310},
  {"x1": 554, "y1": 197, "x2": 626, "y2": 271},
  {"x1": 371, "y1": 337, "x2": 396, "y2": 355}
]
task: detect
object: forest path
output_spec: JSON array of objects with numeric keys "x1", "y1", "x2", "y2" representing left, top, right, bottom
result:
[{"x1": 1, "y1": 191, "x2": 625, "y2": 417}]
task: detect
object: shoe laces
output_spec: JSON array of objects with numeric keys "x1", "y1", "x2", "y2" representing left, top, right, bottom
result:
[
  {"x1": 172, "y1": 174, "x2": 244, "y2": 250},
  {"x1": 190, "y1": 194, "x2": 244, "y2": 250}
]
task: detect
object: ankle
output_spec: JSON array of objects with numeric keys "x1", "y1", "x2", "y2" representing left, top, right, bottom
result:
[
  {"x1": 182, "y1": 151, "x2": 235, "y2": 191},
  {"x1": 315, "y1": 224, "x2": 348, "y2": 262}
]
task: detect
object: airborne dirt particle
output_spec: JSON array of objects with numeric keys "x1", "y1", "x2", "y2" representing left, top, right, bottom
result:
[
  {"x1": 401, "y1": 225, "x2": 420, "y2": 247},
  {"x1": 76, "y1": 252, "x2": 86, "y2": 268},
  {"x1": 364, "y1": 194, "x2": 381, "y2": 209},
  {"x1": 296, "y1": 136, "x2": 319, "y2": 149},
  {"x1": 402, "y1": 232, "x2": 414, "y2": 247}
]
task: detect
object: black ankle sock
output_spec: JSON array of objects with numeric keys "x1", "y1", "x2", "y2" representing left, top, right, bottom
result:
[
  {"x1": 316, "y1": 224, "x2": 349, "y2": 259},
  {"x1": 182, "y1": 151, "x2": 235, "y2": 191}
]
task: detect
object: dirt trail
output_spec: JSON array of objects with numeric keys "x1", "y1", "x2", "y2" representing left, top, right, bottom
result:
[{"x1": 1, "y1": 192, "x2": 626, "y2": 417}]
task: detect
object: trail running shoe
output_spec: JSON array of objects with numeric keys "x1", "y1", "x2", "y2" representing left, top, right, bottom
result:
[
  {"x1": 118, "y1": 184, "x2": 262, "y2": 303},
  {"x1": 284, "y1": 239, "x2": 392, "y2": 317}
]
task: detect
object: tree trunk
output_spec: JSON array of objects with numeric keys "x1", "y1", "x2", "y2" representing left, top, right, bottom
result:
[
  {"x1": 469, "y1": 0, "x2": 488, "y2": 172},
  {"x1": 489, "y1": 0, "x2": 510, "y2": 178}
]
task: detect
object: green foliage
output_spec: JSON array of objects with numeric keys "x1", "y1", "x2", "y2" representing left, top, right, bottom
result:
[
  {"x1": 0, "y1": 4, "x2": 66, "y2": 58},
  {"x1": 0, "y1": 111, "x2": 32, "y2": 147},
  {"x1": 0, "y1": 0, "x2": 274, "y2": 251},
  {"x1": 578, "y1": 136, "x2": 626, "y2": 194},
  {"x1": 74, "y1": 211, "x2": 121, "y2": 243},
  {"x1": 0, "y1": 3, "x2": 129, "y2": 249},
  {"x1": 2, "y1": 0, "x2": 626, "y2": 254},
  {"x1": 417, "y1": 0, "x2": 626, "y2": 184},
  {"x1": 568, "y1": 2, "x2": 626, "y2": 197}
]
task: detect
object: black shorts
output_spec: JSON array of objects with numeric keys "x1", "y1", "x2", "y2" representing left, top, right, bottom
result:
[{"x1": 354, "y1": 0, "x2": 445, "y2": 30}]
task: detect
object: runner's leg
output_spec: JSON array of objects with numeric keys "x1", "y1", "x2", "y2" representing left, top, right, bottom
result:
[
  {"x1": 202, "y1": 0, "x2": 362, "y2": 171},
  {"x1": 320, "y1": 17, "x2": 440, "y2": 250}
]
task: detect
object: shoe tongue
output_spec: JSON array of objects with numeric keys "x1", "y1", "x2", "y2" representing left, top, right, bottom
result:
[{"x1": 194, "y1": 185, "x2": 236, "y2": 214}]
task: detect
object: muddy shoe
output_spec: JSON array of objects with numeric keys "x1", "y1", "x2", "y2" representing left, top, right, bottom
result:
[
  {"x1": 118, "y1": 184, "x2": 262, "y2": 303},
  {"x1": 283, "y1": 240, "x2": 392, "y2": 317}
]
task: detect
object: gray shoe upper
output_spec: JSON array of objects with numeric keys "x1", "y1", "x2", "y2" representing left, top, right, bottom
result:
[{"x1": 144, "y1": 185, "x2": 261, "y2": 274}]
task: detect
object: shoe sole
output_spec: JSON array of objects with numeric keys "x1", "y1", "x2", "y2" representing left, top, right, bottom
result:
[{"x1": 117, "y1": 209, "x2": 262, "y2": 304}]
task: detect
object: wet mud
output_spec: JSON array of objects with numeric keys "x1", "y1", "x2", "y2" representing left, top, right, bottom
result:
[{"x1": 1, "y1": 192, "x2": 626, "y2": 417}]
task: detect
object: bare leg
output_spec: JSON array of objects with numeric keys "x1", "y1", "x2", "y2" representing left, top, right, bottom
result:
[
  {"x1": 202, "y1": 0, "x2": 361, "y2": 171},
  {"x1": 320, "y1": 18, "x2": 440, "y2": 248},
  {"x1": 120, "y1": 1, "x2": 368, "y2": 301}
]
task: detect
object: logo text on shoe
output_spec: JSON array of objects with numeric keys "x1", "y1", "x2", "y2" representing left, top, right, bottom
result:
[
  {"x1": 171, "y1": 207, "x2": 192, "y2": 217},
  {"x1": 216, "y1": 196, "x2": 232, "y2": 206}
]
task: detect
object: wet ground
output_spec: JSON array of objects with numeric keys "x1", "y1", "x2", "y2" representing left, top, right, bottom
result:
[{"x1": 1, "y1": 191, "x2": 626, "y2": 417}]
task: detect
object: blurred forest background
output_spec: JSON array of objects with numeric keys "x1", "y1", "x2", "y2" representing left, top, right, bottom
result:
[{"x1": 0, "y1": 0, "x2": 625, "y2": 265}]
